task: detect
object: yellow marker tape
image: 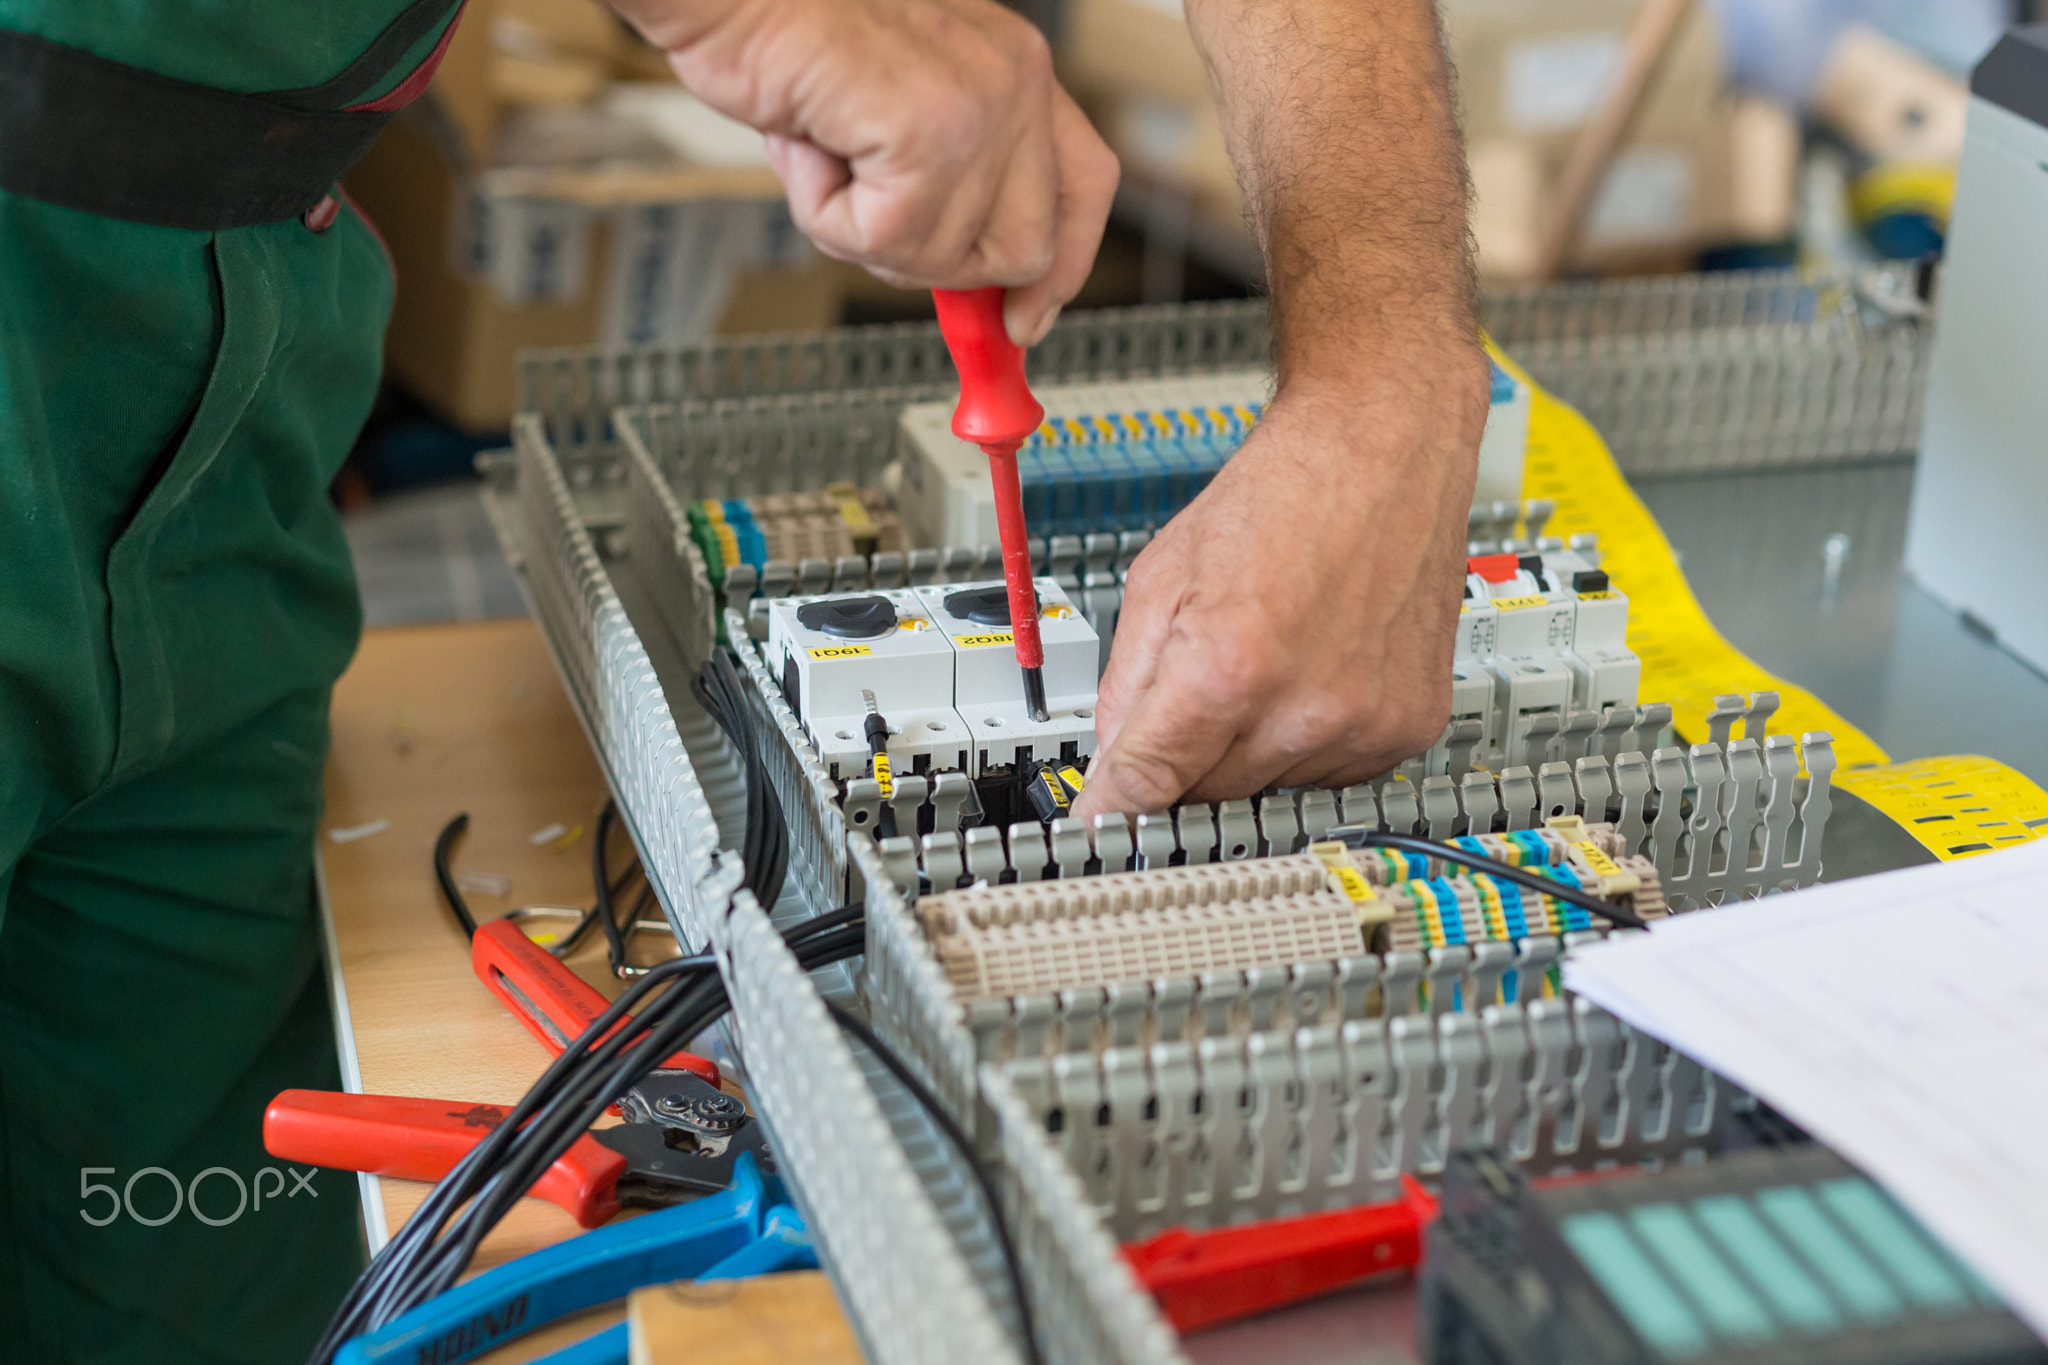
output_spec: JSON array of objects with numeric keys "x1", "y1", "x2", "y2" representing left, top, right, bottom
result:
[
  {"x1": 1490, "y1": 594, "x2": 1550, "y2": 612},
  {"x1": 1834, "y1": 755, "x2": 2048, "y2": 861},
  {"x1": 957, "y1": 632, "x2": 1014, "y2": 648},
  {"x1": 870, "y1": 753, "x2": 894, "y2": 799},
  {"x1": 808, "y1": 645, "x2": 873, "y2": 659},
  {"x1": 1493, "y1": 340, "x2": 1887, "y2": 766},
  {"x1": 1578, "y1": 590, "x2": 1619, "y2": 601},
  {"x1": 1572, "y1": 841, "x2": 1624, "y2": 879}
]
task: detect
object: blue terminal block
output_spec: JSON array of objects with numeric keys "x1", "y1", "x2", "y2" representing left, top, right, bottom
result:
[{"x1": 1015, "y1": 401, "x2": 1266, "y2": 539}]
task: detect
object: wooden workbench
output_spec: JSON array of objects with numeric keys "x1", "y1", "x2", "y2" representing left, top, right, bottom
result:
[{"x1": 319, "y1": 619, "x2": 678, "y2": 1360}]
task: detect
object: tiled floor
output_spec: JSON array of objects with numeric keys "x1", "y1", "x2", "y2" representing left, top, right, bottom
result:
[{"x1": 343, "y1": 480, "x2": 526, "y2": 627}]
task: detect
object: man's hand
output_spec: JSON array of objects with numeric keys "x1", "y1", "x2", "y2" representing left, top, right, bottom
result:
[
  {"x1": 608, "y1": 0, "x2": 1118, "y2": 345},
  {"x1": 1074, "y1": 352, "x2": 1488, "y2": 816},
  {"x1": 1074, "y1": 0, "x2": 1486, "y2": 816}
]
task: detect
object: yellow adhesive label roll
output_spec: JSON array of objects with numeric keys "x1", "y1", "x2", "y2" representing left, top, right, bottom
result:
[
  {"x1": 808, "y1": 645, "x2": 873, "y2": 660},
  {"x1": 1491, "y1": 594, "x2": 1549, "y2": 612},
  {"x1": 1834, "y1": 755, "x2": 2048, "y2": 861},
  {"x1": 1491, "y1": 339, "x2": 1886, "y2": 766},
  {"x1": 957, "y1": 632, "x2": 1015, "y2": 648}
]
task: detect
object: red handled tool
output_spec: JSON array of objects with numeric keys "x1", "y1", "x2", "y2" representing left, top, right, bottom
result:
[
  {"x1": 472, "y1": 918, "x2": 719, "y2": 1087},
  {"x1": 1121, "y1": 1177, "x2": 1438, "y2": 1333},
  {"x1": 933, "y1": 286, "x2": 1051, "y2": 721},
  {"x1": 264, "y1": 1071, "x2": 770, "y2": 1229}
]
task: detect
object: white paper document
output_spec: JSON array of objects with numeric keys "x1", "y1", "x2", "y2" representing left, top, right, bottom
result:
[{"x1": 1563, "y1": 839, "x2": 2048, "y2": 1339}]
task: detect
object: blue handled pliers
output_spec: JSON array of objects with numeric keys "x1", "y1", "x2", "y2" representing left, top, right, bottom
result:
[{"x1": 338, "y1": 1154, "x2": 815, "y2": 1365}]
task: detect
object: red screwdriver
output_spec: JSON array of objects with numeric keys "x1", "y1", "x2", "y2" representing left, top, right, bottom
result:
[{"x1": 933, "y1": 287, "x2": 1050, "y2": 722}]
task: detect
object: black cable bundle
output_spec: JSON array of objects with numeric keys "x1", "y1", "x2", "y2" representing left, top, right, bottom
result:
[
  {"x1": 304, "y1": 909, "x2": 870, "y2": 1365},
  {"x1": 691, "y1": 649, "x2": 790, "y2": 912}
]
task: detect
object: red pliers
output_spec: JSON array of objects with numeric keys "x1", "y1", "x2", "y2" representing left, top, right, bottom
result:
[
  {"x1": 265, "y1": 918, "x2": 734, "y2": 1226},
  {"x1": 266, "y1": 1069, "x2": 771, "y2": 1227}
]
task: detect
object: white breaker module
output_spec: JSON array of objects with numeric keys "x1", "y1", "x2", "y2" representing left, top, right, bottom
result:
[{"x1": 768, "y1": 578, "x2": 1100, "y2": 785}]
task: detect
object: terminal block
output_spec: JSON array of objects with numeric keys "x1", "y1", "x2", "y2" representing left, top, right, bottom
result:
[
  {"x1": 918, "y1": 855, "x2": 1368, "y2": 1002},
  {"x1": 898, "y1": 362, "x2": 1528, "y2": 548},
  {"x1": 1352, "y1": 818, "x2": 1669, "y2": 957},
  {"x1": 1421, "y1": 1146, "x2": 2040, "y2": 1365},
  {"x1": 910, "y1": 830, "x2": 1654, "y2": 1013},
  {"x1": 687, "y1": 486, "x2": 904, "y2": 588}
]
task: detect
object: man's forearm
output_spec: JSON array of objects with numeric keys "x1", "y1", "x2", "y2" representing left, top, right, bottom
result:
[{"x1": 1183, "y1": 0, "x2": 1478, "y2": 394}]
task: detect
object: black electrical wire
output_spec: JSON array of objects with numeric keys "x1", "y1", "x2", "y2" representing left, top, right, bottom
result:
[
  {"x1": 592, "y1": 799, "x2": 636, "y2": 977},
  {"x1": 825, "y1": 1001, "x2": 1044, "y2": 1365},
  {"x1": 433, "y1": 804, "x2": 643, "y2": 956},
  {"x1": 395, "y1": 926, "x2": 873, "y2": 1322},
  {"x1": 691, "y1": 649, "x2": 789, "y2": 911},
  {"x1": 1343, "y1": 829, "x2": 1649, "y2": 930},
  {"x1": 314, "y1": 905, "x2": 875, "y2": 1360},
  {"x1": 432, "y1": 812, "x2": 478, "y2": 939},
  {"x1": 306, "y1": 952, "x2": 716, "y2": 1364}
]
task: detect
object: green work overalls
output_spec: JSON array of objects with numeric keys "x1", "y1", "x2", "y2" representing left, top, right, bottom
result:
[{"x1": 0, "y1": 4, "x2": 463, "y2": 1360}]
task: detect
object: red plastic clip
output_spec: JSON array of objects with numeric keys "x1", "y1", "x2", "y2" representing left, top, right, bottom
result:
[
  {"x1": 1467, "y1": 552, "x2": 1521, "y2": 584},
  {"x1": 1122, "y1": 1177, "x2": 1439, "y2": 1334}
]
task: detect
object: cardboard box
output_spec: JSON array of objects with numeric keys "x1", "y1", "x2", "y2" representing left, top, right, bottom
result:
[
  {"x1": 1061, "y1": 0, "x2": 1210, "y2": 107},
  {"x1": 1470, "y1": 94, "x2": 1794, "y2": 281},
  {"x1": 1443, "y1": 0, "x2": 1724, "y2": 151},
  {"x1": 1064, "y1": 0, "x2": 1725, "y2": 158},
  {"x1": 344, "y1": 0, "x2": 843, "y2": 433}
]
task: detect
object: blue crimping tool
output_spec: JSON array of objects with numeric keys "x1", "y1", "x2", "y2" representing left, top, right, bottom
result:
[{"x1": 337, "y1": 1154, "x2": 815, "y2": 1365}]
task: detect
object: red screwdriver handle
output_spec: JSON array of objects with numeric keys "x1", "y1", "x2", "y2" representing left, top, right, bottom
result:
[
  {"x1": 934, "y1": 286, "x2": 1048, "y2": 673},
  {"x1": 472, "y1": 918, "x2": 719, "y2": 1086},
  {"x1": 263, "y1": 1089, "x2": 626, "y2": 1228},
  {"x1": 1121, "y1": 1176, "x2": 1438, "y2": 1333},
  {"x1": 933, "y1": 287, "x2": 1044, "y2": 449}
]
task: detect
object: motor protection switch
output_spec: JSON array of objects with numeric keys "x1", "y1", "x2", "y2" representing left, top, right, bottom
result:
[
  {"x1": 768, "y1": 588, "x2": 970, "y2": 780},
  {"x1": 914, "y1": 578, "x2": 1100, "y2": 775}
]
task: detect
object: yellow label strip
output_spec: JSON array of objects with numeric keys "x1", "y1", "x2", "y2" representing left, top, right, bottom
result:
[
  {"x1": 1494, "y1": 339, "x2": 1888, "y2": 767},
  {"x1": 1834, "y1": 755, "x2": 2048, "y2": 861},
  {"x1": 1499, "y1": 340, "x2": 2048, "y2": 863}
]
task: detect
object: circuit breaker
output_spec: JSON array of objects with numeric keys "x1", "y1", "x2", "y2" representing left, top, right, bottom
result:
[
  {"x1": 767, "y1": 582, "x2": 1101, "y2": 785},
  {"x1": 1446, "y1": 547, "x2": 1640, "y2": 772}
]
